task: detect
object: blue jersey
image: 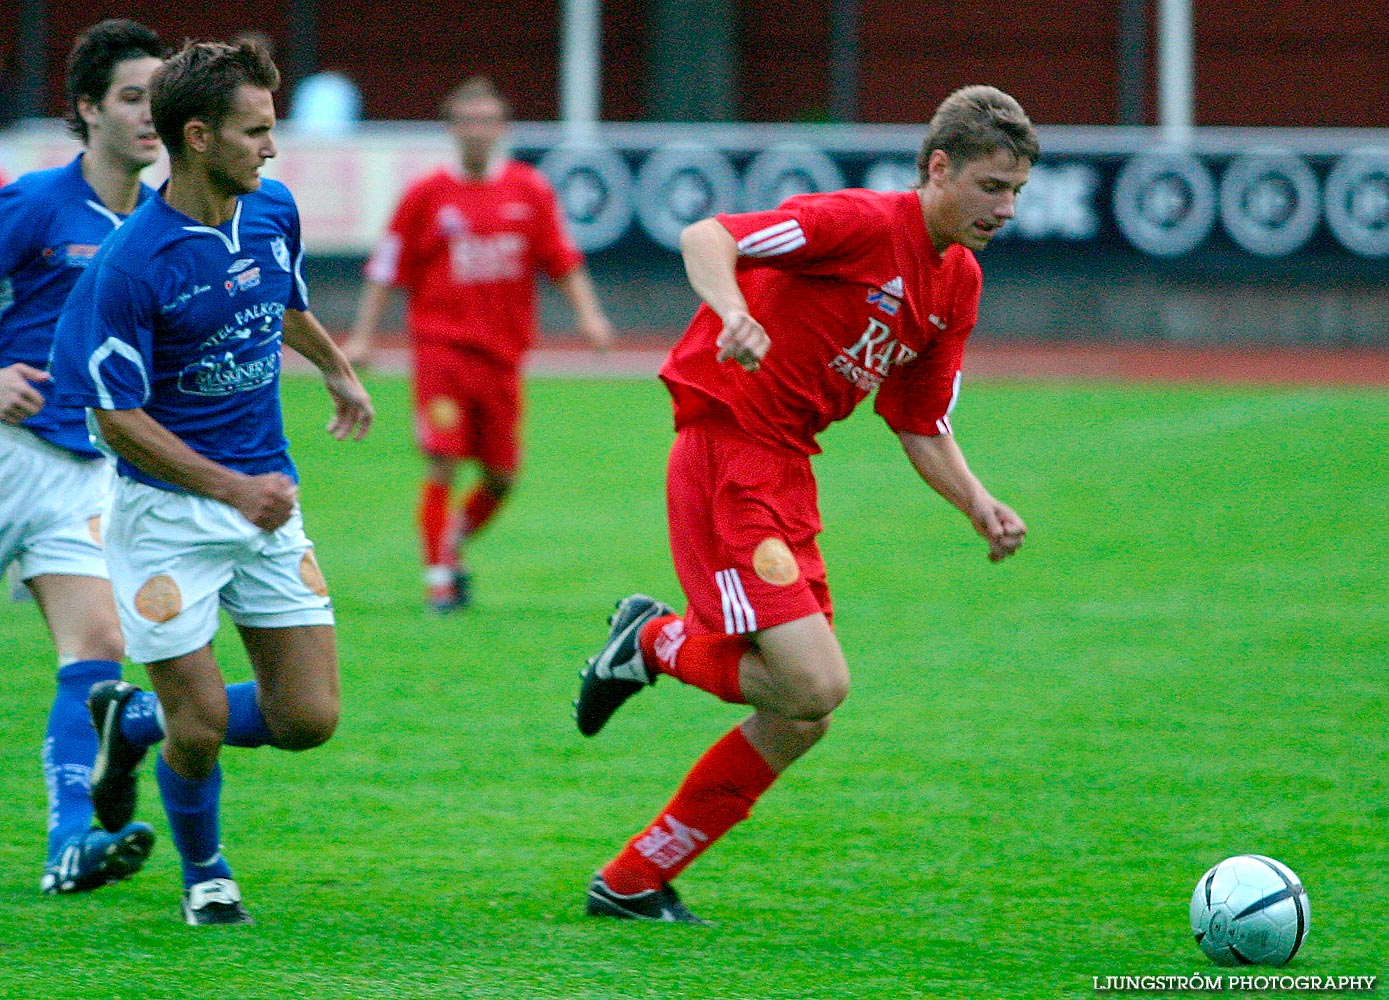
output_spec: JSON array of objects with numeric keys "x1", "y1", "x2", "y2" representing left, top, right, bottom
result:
[
  {"x1": 0, "y1": 154, "x2": 154, "y2": 456},
  {"x1": 51, "y1": 179, "x2": 310, "y2": 493}
]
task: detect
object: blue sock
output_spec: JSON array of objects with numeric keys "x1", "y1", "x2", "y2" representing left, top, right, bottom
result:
[
  {"x1": 44, "y1": 659, "x2": 121, "y2": 861},
  {"x1": 224, "y1": 682, "x2": 274, "y2": 748},
  {"x1": 119, "y1": 690, "x2": 165, "y2": 747},
  {"x1": 120, "y1": 682, "x2": 271, "y2": 749},
  {"x1": 155, "y1": 756, "x2": 233, "y2": 888}
]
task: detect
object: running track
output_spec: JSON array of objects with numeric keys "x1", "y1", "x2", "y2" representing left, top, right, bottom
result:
[{"x1": 333, "y1": 335, "x2": 1389, "y2": 386}]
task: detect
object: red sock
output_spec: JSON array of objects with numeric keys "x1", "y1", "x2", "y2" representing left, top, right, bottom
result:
[
  {"x1": 419, "y1": 480, "x2": 452, "y2": 567},
  {"x1": 601, "y1": 725, "x2": 777, "y2": 893},
  {"x1": 639, "y1": 616, "x2": 746, "y2": 704},
  {"x1": 461, "y1": 483, "x2": 507, "y2": 537}
]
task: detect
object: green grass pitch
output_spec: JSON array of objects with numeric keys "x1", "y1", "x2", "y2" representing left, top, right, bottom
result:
[{"x1": 1, "y1": 373, "x2": 1384, "y2": 998}]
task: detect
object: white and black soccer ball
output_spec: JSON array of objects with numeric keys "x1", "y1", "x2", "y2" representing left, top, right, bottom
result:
[{"x1": 1190, "y1": 855, "x2": 1310, "y2": 966}]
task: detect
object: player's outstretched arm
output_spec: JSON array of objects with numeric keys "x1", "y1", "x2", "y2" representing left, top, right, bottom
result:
[
  {"x1": 898, "y1": 429, "x2": 1026, "y2": 562},
  {"x1": 555, "y1": 267, "x2": 614, "y2": 351},
  {"x1": 94, "y1": 408, "x2": 298, "y2": 530},
  {"x1": 342, "y1": 280, "x2": 395, "y2": 367},
  {"x1": 282, "y1": 308, "x2": 374, "y2": 442},
  {"x1": 679, "y1": 218, "x2": 768, "y2": 372},
  {"x1": 0, "y1": 363, "x2": 49, "y2": 424}
]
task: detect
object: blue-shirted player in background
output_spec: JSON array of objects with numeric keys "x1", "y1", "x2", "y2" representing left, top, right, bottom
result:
[
  {"x1": 51, "y1": 39, "x2": 373, "y2": 926},
  {"x1": 0, "y1": 19, "x2": 165, "y2": 896}
]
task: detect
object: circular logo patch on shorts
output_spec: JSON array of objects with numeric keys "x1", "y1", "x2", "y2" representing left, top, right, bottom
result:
[
  {"x1": 426, "y1": 397, "x2": 461, "y2": 431},
  {"x1": 299, "y1": 550, "x2": 329, "y2": 597},
  {"x1": 135, "y1": 574, "x2": 181, "y2": 622},
  {"x1": 87, "y1": 515, "x2": 103, "y2": 545},
  {"x1": 753, "y1": 537, "x2": 799, "y2": 586}
]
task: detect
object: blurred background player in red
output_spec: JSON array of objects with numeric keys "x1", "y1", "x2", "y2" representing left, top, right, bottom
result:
[
  {"x1": 575, "y1": 86, "x2": 1038, "y2": 923},
  {"x1": 346, "y1": 76, "x2": 614, "y2": 613}
]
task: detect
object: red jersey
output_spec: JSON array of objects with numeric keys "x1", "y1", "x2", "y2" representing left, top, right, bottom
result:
[
  {"x1": 660, "y1": 188, "x2": 982, "y2": 455},
  {"x1": 366, "y1": 161, "x2": 584, "y2": 365}
]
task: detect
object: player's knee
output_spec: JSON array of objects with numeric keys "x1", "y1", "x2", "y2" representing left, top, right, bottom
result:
[
  {"x1": 274, "y1": 702, "x2": 338, "y2": 751},
  {"x1": 793, "y1": 714, "x2": 832, "y2": 745},
  {"x1": 77, "y1": 617, "x2": 124, "y2": 662},
  {"x1": 167, "y1": 717, "x2": 227, "y2": 763},
  {"x1": 784, "y1": 673, "x2": 849, "y2": 721}
]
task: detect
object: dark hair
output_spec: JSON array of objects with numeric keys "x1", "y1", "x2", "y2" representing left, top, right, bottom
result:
[
  {"x1": 916, "y1": 85, "x2": 1041, "y2": 184},
  {"x1": 151, "y1": 40, "x2": 281, "y2": 159},
  {"x1": 65, "y1": 19, "x2": 163, "y2": 143},
  {"x1": 442, "y1": 75, "x2": 510, "y2": 120}
]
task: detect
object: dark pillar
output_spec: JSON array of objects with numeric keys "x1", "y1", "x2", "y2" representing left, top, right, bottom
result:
[
  {"x1": 1118, "y1": 0, "x2": 1149, "y2": 124},
  {"x1": 646, "y1": 0, "x2": 736, "y2": 121},
  {"x1": 829, "y1": 0, "x2": 859, "y2": 122},
  {"x1": 285, "y1": 0, "x2": 319, "y2": 88},
  {"x1": 14, "y1": 0, "x2": 48, "y2": 120}
]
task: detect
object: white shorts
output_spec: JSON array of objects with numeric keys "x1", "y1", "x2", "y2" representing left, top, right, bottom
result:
[
  {"x1": 105, "y1": 477, "x2": 335, "y2": 664},
  {"x1": 0, "y1": 422, "x2": 112, "y2": 593}
]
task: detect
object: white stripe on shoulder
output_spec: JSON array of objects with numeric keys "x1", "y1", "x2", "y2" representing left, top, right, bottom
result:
[
  {"x1": 293, "y1": 244, "x2": 309, "y2": 306},
  {"x1": 364, "y1": 233, "x2": 403, "y2": 284},
  {"x1": 88, "y1": 337, "x2": 149, "y2": 410},
  {"x1": 736, "y1": 220, "x2": 805, "y2": 257},
  {"x1": 741, "y1": 232, "x2": 807, "y2": 257}
]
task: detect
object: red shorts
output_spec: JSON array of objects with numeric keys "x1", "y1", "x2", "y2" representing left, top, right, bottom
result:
[
  {"x1": 666, "y1": 421, "x2": 831, "y2": 637},
  {"x1": 412, "y1": 341, "x2": 521, "y2": 470}
]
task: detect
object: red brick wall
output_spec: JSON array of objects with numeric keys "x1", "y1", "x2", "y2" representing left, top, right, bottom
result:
[{"x1": 15, "y1": 1, "x2": 1389, "y2": 126}]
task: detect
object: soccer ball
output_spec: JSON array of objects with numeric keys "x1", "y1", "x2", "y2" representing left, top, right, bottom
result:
[{"x1": 1190, "y1": 855, "x2": 1310, "y2": 966}]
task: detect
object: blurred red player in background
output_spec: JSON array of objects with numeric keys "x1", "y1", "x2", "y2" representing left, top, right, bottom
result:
[{"x1": 348, "y1": 76, "x2": 613, "y2": 612}]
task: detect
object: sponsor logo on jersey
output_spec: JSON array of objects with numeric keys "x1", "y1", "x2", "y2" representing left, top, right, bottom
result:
[
  {"x1": 828, "y1": 316, "x2": 919, "y2": 392},
  {"x1": 227, "y1": 257, "x2": 256, "y2": 274},
  {"x1": 447, "y1": 232, "x2": 526, "y2": 284},
  {"x1": 160, "y1": 284, "x2": 212, "y2": 314},
  {"x1": 223, "y1": 266, "x2": 261, "y2": 296},
  {"x1": 928, "y1": 313, "x2": 948, "y2": 331},
  {"x1": 63, "y1": 244, "x2": 101, "y2": 266},
  {"x1": 437, "y1": 205, "x2": 467, "y2": 235},
  {"x1": 753, "y1": 537, "x2": 799, "y2": 586},
  {"x1": 44, "y1": 244, "x2": 101, "y2": 268},
  {"x1": 882, "y1": 275, "x2": 905, "y2": 297},
  {"x1": 500, "y1": 201, "x2": 533, "y2": 220},
  {"x1": 866, "y1": 288, "x2": 901, "y2": 316},
  {"x1": 177, "y1": 350, "x2": 279, "y2": 397}
]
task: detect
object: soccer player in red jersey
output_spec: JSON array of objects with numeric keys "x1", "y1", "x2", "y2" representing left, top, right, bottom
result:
[
  {"x1": 575, "y1": 85, "x2": 1038, "y2": 923},
  {"x1": 347, "y1": 77, "x2": 613, "y2": 612}
]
